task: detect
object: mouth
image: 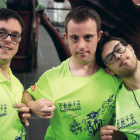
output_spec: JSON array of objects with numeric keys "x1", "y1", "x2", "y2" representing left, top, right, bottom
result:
[
  {"x1": 0, "y1": 46, "x2": 11, "y2": 50},
  {"x1": 120, "y1": 57, "x2": 128, "y2": 67},
  {"x1": 77, "y1": 51, "x2": 89, "y2": 55}
]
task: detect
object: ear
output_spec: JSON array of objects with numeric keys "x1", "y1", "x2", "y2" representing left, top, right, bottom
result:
[
  {"x1": 97, "y1": 31, "x2": 103, "y2": 42},
  {"x1": 63, "y1": 33, "x2": 68, "y2": 42},
  {"x1": 127, "y1": 44, "x2": 134, "y2": 52},
  {"x1": 104, "y1": 68, "x2": 115, "y2": 75}
]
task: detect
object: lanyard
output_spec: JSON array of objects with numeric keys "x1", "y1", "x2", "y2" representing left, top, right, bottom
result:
[{"x1": 125, "y1": 85, "x2": 140, "y2": 108}]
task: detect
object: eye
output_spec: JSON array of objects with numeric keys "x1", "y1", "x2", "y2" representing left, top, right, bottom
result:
[
  {"x1": 12, "y1": 34, "x2": 19, "y2": 38},
  {"x1": 116, "y1": 48, "x2": 121, "y2": 52},
  {"x1": 107, "y1": 54, "x2": 114, "y2": 63},
  {"x1": 71, "y1": 36, "x2": 78, "y2": 42},
  {"x1": 109, "y1": 56, "x2": 113, "y2": 62},
  {"x1": 0, "y1": 31, "x2": 6, "y2": 35},
  {"x1": 85, "y1": 35, "x2": 92, "y2": 41},
  {"x1": 115, "y1": 46, "x2": 123, "y2": 53}
]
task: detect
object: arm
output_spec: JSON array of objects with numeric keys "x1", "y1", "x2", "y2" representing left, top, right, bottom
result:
[
  {"x1": 22, "y1": 90, "x2": 56, "y2": 119},
  {"x1": 100, "y1": 125, "x2": 126, "y2": 140}
]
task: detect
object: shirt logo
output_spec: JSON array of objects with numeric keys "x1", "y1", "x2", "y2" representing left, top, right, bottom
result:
[
  {"x1": 0, "y1": 104, "x2": 7, "y2": 117},
  {"x1": 31, "y1": 85, "x2": 36, "y2": 92}
]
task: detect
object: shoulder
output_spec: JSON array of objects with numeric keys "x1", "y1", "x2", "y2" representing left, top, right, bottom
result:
[
  {"x1": 99, "y1": 68, "x2": 122, "y2": 88},
  {"x1": 39, "y1": 59, "x2": 69, "y2": 81}
]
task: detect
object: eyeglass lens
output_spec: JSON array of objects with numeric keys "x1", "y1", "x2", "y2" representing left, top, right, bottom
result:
[
  {"x1": 0, "y1": 30, "x2": 21, "y2": 43},
  {"x1": 105, "y1": 42, "x2": 126, "y2": 64}
]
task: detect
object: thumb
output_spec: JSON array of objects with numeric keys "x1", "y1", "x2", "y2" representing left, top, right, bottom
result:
[
  {"x1": 47, "y1": 101, "x2": 55, "y2": 106},
  {"x1": 13, "y1": 103, "x2": 18, "y2": 108}
]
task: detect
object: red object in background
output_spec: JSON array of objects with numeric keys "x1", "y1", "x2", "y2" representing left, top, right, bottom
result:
[
  {"x1": 133, "y1": 0, "x2": 140, "y2": 4},
  {"x1": 39, "y1": 11, "x2": 71, "y2": 62}
]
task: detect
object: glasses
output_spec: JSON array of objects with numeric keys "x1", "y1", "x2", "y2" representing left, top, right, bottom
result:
[
  {"x1": 0, "y1": 30, "x2": 22, "y2": 43},
  {"x1": 103, "y1": 41, "x2": 126, "y2": 65}
]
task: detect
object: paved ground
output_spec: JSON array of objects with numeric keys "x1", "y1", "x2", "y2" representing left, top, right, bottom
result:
[{"x1": 13, "y1": 24, "x2": 63, "y2": 140}]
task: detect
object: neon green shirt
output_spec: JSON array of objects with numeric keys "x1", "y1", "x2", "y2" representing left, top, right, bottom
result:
[
  {"x1": 28, "y1": 59, "x2": 122, "y2": 140},
  {"x1": 115, "y1": 84, "x2": 140, "y2": 140},
  {"x1": 0, "y1": 68, "x2": 26, "y2": 140},
  {"x1": 0, "y1": 0, "x2": 7, "y2": 9}
]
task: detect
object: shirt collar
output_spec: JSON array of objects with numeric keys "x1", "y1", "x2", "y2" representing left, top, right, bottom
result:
[{"x1": 0, "y1": 68, "x2": 12, "y2": 83}]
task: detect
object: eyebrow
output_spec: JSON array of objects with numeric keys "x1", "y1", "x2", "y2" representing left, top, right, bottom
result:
[
  {"x1": 0, "y1": 28, "x2": 8, "y2": 32},
  {"x1": 69, "y1": 35, "x2": 77, "y2": 37},
  {"x1": 0, "y1": 28, "x2": 21, "y2": 35},
  {"x1": 114, "y1": 42, "x2": 121, "y2": 49},
  {"x1": 109, "y1": 42, "x2": 121, "y2": 54},
  {"x1": 84, "y1": 34, "x2": 94, "y2": 36},
  {"x1": 69, "y1": 34, "x2": 95, "y2": 37}
]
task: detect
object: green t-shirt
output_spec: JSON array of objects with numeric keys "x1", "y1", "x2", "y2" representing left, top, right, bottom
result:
[
  {"x1": 0, "y1": 68, "x2": 26, "y2": 140},
  {"x1": 28, "y1": 59, "x2": 122, "y2": 140},
  {"x1": 0, "y1": 0, "x2": 7, "y2": 9},
  {"x1": 115, "y1": 84, "x2": 140, "y2": 140}
]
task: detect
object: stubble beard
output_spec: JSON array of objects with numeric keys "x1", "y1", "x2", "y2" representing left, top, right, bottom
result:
[{"x1": 118, "y1": 59, "x2": 137, "y2": 78}]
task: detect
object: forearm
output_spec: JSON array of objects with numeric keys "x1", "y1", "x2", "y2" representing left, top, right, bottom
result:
[
  {"x1": 22, "y1": 90, "x2": 55, "y2": 119},
  {"x1": 22, "y1": 90, "x2": 34, "y2": 106}
]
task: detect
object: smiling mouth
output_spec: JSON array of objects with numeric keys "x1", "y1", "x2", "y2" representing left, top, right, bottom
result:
[{"x1": 0, "y1": 46, "x2": 11, "y2": 50}]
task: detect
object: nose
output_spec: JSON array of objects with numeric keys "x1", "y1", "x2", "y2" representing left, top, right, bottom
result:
[
  {"x1": 114, "y1": 52, "x2": 122, "y2": 61},
  {"x1": 78, "y1": 39, "x2": 85, "y2": 50},
  {"x1": 4, "y1": 34, "x2": 12, "y2": 42}
]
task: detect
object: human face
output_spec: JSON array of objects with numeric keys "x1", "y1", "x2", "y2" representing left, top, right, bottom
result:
[
  {"x1": 63, "y1": 18, "x2": 102, "y2": 65},
  {"x1": 101, "y1": 40, "x2": 137, "y2": 77},
  {"x1": 0, "y1": 18, "x2": 22, "y2": 64}
]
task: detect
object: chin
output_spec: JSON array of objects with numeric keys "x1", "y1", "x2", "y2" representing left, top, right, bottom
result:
[{"x1": 0, "y1": 58, "x2": 11, "y2": 62}]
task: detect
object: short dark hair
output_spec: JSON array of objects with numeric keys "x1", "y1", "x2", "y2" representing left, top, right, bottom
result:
[
  {"x1": 64, "y1": 6, "x2": 101, "y2": 35},
  {"x1": 0, "y1": 8, "x2": 25, "y2": 36},
  {"x1": 96, "y1": 32, "x2": 128, "y2": 69}
]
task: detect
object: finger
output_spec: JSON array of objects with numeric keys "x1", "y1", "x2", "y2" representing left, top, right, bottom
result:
[
  {"x1": 100, "y1": 135, "x2": 112, "y2": 140},
  {"x1": 22, "y1": 113, "x2": 31, "y2": 126},
  {"x1": 37, "y1": 111, "x2": 53, "y2": 117},
  {"x1": 52, "y1": 105, "x2": 56, "y2": 111},
  {"x1": 42, "y1": 112, "x2": 54, "y2": 119},
  {"x1": 41, "y1": 99, "x2": 55, "y2": 107},
  {"x1": 100, "y1": 125, "x2": 117, "y2": 131},
  {"x1": 42, "y1": 105, "x2": 56, "y2": 113},
  {"x1": 24, "y1": 118, "x2": 29, "y2": 126},
  {"x1": 22, "y1": 113, "x2": 31, "y2": 119},
  {"x1": 13, "y1": 103, "x2": 27, "y2": 108},
  {"x1": 18, "y1": 107, "x2": 30, "y2": 113},
  {"x1": 100, "y1": 130, "x2": 114, "y2": 136},
  {"x1": 42, "y1": 112, "x2": 53, "y2": 116}
]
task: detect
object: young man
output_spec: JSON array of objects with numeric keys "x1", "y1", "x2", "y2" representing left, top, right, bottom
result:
[
  {"x1": 97, "y1": 32, "x2": 140, "y2": 140},
  {"x1": 0, "y1": 8, "x2": 31, "y2": 139},
  {"x1": 22, "y1": 6, "x2": 121, "y2": 139}
]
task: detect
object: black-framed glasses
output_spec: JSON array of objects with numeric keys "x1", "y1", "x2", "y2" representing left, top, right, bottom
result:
[
  {"x1": 103, "y1": 41, "x2": 127, "y2": 65},
  {"x1": 0, "y1": 30, "x2": 22, "y2": 43}
]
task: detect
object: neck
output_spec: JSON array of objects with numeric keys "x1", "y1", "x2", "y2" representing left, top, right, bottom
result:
[
  {"x1": 69, "y1": 57, "x2": 100, "y2": 77},
  {"x1": 122, "y1": 61, "x2": 140, "y2": 91},
  {"x1": 0, "y1": 63, "x2": 10, "y2": 81}
]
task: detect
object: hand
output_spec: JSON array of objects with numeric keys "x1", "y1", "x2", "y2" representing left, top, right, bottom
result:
[
  {"x1": 100, "y1": 125, "x2": 117, "y2": 140},
  {"x1": 13, "y1": 103, "x2": 31, "y2": 126},
  {"x1": 27, "y1": 98, "x2": 56, "y2": 119}
]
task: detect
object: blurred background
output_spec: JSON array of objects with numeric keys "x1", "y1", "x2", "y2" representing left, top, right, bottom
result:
[{"x1": 0, "y1": 0, "x2": 140, "y2": 139}]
